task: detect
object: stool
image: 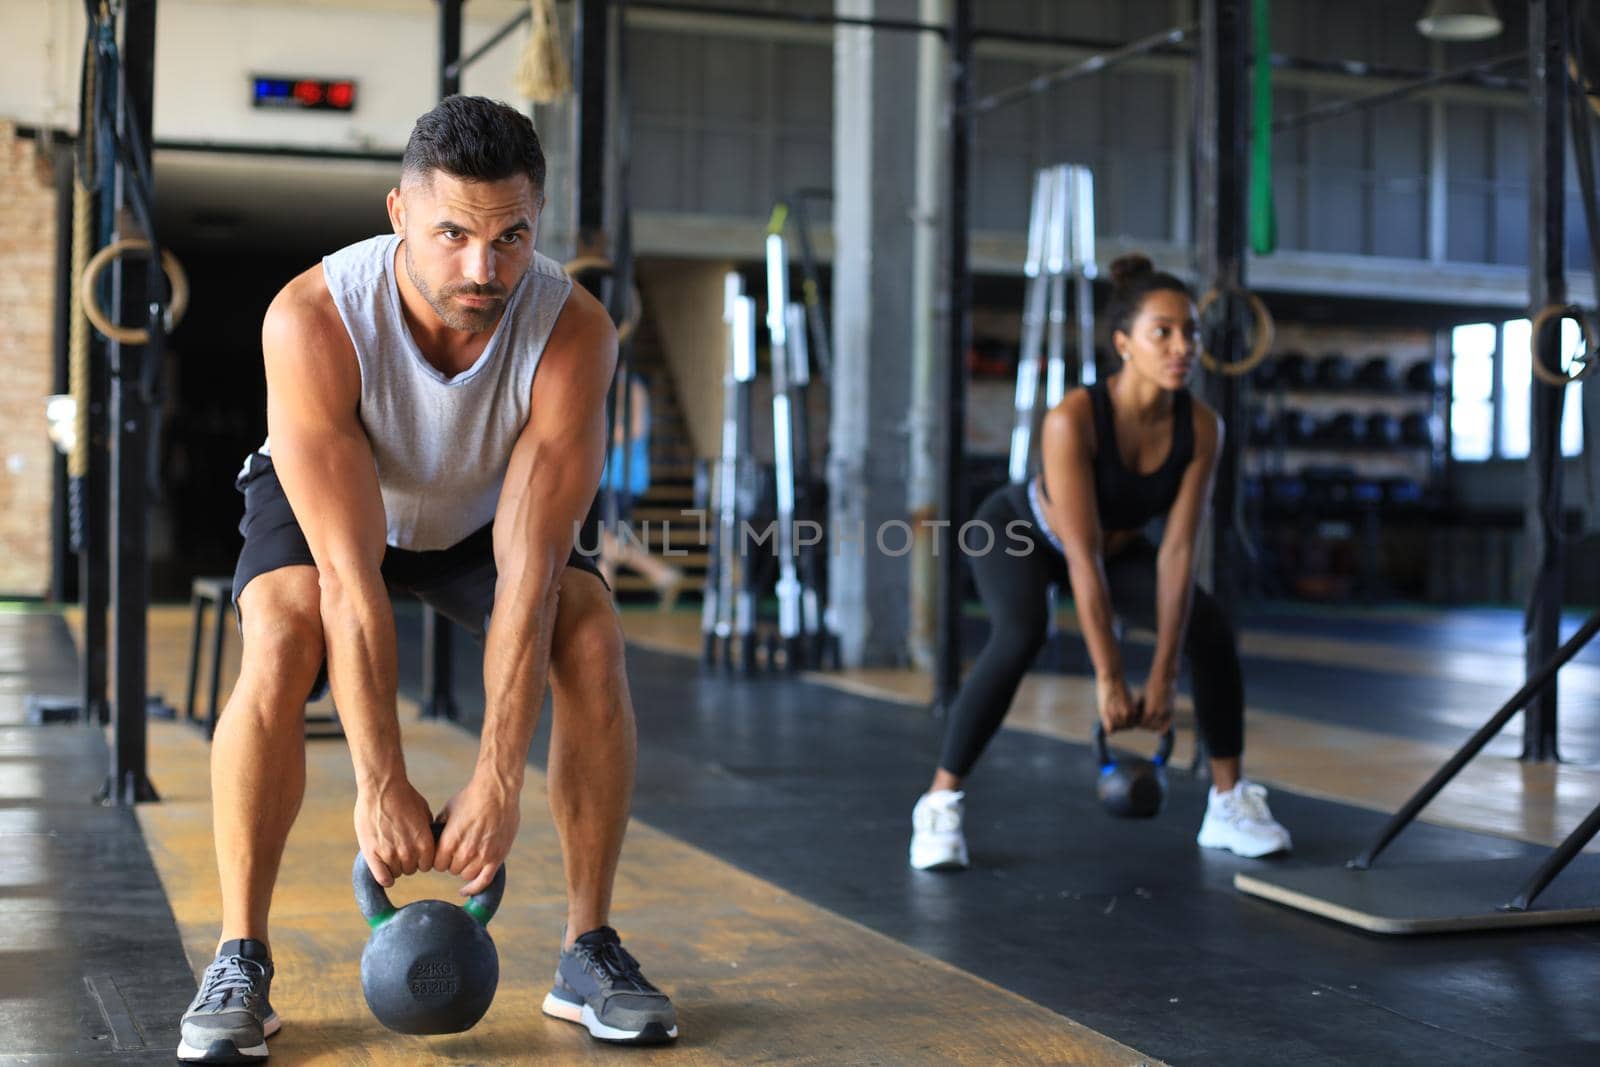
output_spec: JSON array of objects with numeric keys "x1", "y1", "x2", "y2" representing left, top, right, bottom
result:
[
  {"x1": 184, "y1": 577, "x2": 232, "y2": 738},
  {"x1": 183, "y1": 577, "x2": 344, "y2": 740}
]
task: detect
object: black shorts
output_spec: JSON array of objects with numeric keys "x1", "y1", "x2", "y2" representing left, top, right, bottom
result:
[{"x1": 232, "y1": 451, "x2": 607, "y2": 643}]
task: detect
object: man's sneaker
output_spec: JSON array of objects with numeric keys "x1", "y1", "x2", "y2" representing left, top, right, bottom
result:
[
  {"x1": 541, "y1": 926, "x2": 678, "y2": 1044},
  {"x1": 177, "y1": 939, "x2": 280, "y2": 1063},
  {"x1": 910, "y1": 789, "x2": 969, "y2": 871},
  {"x1": 1197, "y1": 780, "x2": 1292, "y2": 858}
]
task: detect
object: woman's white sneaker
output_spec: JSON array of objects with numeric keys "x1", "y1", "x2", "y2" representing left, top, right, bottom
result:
[
  {"x1": 910, "y1": 789, "x2": 970, "y2": 870},
  {"x1": 1196, "y1": 780, "x2": 1292, "y2": 858}
]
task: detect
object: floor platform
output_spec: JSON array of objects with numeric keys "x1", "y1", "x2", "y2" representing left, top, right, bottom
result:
[{"x1": 1235, "y1": 855, "x2": 1600, "y2": 935}]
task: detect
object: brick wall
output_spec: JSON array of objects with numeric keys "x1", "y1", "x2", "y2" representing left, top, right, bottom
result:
[{"x1": 0, "y1": 122, "x2": 58, "y2": 597}]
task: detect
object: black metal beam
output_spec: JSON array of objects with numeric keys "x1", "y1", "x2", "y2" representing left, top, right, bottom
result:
[
  {"x1": 1351, "y1": 609, "x2": 1600, "y2": 870},
  {"x1": 432, "y1": 1, "x2": 1526, "y2": 99},
  {"x1": 446, "y1": 3, "x2": 527, "y2": 82},
  {"x1": 966, "y1": 24, "x2": 1195, "y2": 116},
  {"x1": 626, "y1": 0, "x2": 943, "y2": 36},
  {"x1": 1195, "y1": 0, "x2": 1250, "y2": 618},
  {"x1": 1273, "y1": 51, "x2": 1527, "y2": 132},
  {"x1": 936, "y1": 0, "x2": 974, "y2": 713},
  {"x1": 574, "y1": 0, "x2": 610, "y2": 242},
  {"x1": 1524, "y1": 0, "x2": 1569, "y2": 762},
  {"x1": 1507, "y1": 789, "x2": 1600, "y2": 910},
  {"x1": 439, "y1": 0, "x2": 464, "y2": 98},
  {"x1": 82, "y1": 63, "x2": 114, "y2": 728},
  {"x1": 105, "y1": 0, "x2": 160, "y2": 804}
]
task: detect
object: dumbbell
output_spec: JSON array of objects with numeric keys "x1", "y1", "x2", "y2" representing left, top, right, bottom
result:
[
  {"x1": 1315, "y1": 352, "x2": 1355, "y2": 389},
  {"x1": 1279, "y1": 410, "x2": 1319, "y2": 444},
  {"x1": 1277, "y1": 351, "x2": 1312, "y2": 389},
  {"x1": 1268, "y1": 475, "x2": 1308, "y2": 506},
  {"x1": 1323, "y1": 411, "x2": 1367, "y2": 445},
  {"x1": 1356, "y1": 355, "x2": 1398, "y2": 391},
  {"x1": 1248, "y1": 408, "x2": 1275, "y2": 445},
  {"x1": 1364, "y1": 412, "x2": 1402, "y2": 447},
  {"x1": 1404, "y1": 361, "x2": 1437, "y2": 393},
  {"x1": 1384, "y1": 478, "x2": 1424, "y2": 506},
  {"x1": 1400, "y1": 412, "x2": 1433, "y2": 445}
]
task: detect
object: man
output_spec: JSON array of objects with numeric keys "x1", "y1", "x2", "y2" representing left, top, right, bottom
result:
[{"x1": 177, "y1": 96, "x2": 677, "y2": 1064}]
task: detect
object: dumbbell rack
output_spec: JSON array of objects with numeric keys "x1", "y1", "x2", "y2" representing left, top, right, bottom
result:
[{"x1": 1242, "y1": 344, "x2": 1449, "y2": 601}]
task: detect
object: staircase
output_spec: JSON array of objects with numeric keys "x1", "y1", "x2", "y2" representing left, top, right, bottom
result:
[{"x1": 613, "y1": 309, "x2": 709, "y2": 605}]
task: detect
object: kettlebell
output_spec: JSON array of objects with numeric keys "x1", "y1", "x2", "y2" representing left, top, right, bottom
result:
[
  {"x1": 352, "y1": 824, "x2": 506, "y2": 1035},
  {"x1": 1093, "y1": 722, "x2": 1175, "y2": 818}
]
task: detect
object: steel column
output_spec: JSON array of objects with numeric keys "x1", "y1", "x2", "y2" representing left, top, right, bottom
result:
[
  {"x1": 105, "y1": 0, "x2": 161, "y2": 804},
  {"x1": 1194, "y1": 0, "x2": 1250, "y2": 616},
  {"x1": 935, "y1": 0, "x2": 973, "y2": 711},
  {"x1": 439, "y1": 0, "x2": 464, "y2": 98},
  {"x1": 574, "y1": 0, "x2": 610, "y2": 242},
  {"x1": 1524, "y1": 0, "x2": 1569, "y2": 762}
]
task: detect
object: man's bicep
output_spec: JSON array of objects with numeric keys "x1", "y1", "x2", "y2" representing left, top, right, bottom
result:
[
  {"x1": 262, "y1": 316, "x2": 386, "y2": 576},
  {"x1": 493, "y1": 295, "x2": 616, "y2": 576},
  {"x1": 493, "y1": 376, "x2": 610, "y2": 577}
]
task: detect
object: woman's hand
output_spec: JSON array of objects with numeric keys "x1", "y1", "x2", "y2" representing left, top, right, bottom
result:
[
  {"x1": 1140, "y1": 675, "x2": 1177, "y2": 733},
  {"x1": 1096, "y1": 676, "x2": 1141, "y2": 734}
]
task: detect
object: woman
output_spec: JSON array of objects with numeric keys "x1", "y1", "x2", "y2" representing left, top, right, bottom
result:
[{"x1": 910, "y1": 254, "x2": 1291, "y2": 871}]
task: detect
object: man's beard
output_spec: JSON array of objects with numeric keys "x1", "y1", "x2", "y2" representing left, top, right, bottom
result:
[{"x1": 404, "y1": 242, "x2": 507, "y2": 332}]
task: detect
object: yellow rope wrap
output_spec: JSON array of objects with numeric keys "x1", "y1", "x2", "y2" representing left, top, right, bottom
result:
[
  {"x1": 67, "y1": 178, "x2": 90, "y2": 478},
  {"x1": 517, "y1": 0, "x2": 572, "y2": 104}
]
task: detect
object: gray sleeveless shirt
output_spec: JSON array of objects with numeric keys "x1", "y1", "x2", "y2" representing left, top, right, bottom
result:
[{"x1": 265, "y1": 233, "x2": 573, "y2": 551}]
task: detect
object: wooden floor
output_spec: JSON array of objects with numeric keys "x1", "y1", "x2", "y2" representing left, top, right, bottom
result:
[
  {"x1": 119, "y1": 608, "x2": 1154, "y2": 1066},
  {"x1": 618, "y1": 610, "x2": 1600, "y2": 852}
]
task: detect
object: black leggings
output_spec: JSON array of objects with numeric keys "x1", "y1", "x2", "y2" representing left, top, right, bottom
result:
[{"x1": 937, "y1": 483, "x2": 1245, "y2": 778}]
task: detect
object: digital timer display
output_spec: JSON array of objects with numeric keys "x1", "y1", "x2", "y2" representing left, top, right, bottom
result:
[{"x1": 252, "y1": 76, "x2": 357, "y2": 112}]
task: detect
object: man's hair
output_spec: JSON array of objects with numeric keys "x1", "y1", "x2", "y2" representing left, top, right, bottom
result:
[{"x1": 401, "y1": 95, "x2": 546, "y2": 192}]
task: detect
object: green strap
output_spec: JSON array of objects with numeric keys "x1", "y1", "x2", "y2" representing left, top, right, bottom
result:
[
  {"x1": 365, "y1": 907, "x2": 396, "y2": 929},
  {"x1": 1250, "y1": 0, "x2": 1277, "y2": 256},
  {"x1": 463, "y1": 899, "x2": 493, "y2": 926}
]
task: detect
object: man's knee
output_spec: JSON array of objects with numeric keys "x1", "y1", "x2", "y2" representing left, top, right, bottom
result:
[
  {"x1": 237, "y1": 568, "x2": 325, "y2": 697},
  {"x1": 549, "y1": 572, "x2": 627, "y2": 698}
]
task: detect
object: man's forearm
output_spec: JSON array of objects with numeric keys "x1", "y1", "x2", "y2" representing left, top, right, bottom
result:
[
  {"x1": 319, "y1": 569, "x2": 406, "y2": 789},
  {"x1": 479, "y1": 567, "x2": 560, "y2": 785}
]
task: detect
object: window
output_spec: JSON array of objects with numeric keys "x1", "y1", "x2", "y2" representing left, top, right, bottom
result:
[
  {"x1": 1450, "y1": 323, "x2": 1495, "y2": 462},
  {"x1": 1451, "y1": 319, "x2": 1585, "y2": 462}
]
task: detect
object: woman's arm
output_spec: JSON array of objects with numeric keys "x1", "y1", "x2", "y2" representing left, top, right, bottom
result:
[
  {"x1": 1040, "y1": 396, "x2": 1136, "y2": 729},
  {"x1": 1143, "y1": 404, "x2": 1223, "y2": 730}
]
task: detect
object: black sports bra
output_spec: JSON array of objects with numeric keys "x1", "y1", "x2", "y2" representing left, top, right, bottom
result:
[{"x1": 1038, "y1": 379, "x2": 1194, "y2": 534}]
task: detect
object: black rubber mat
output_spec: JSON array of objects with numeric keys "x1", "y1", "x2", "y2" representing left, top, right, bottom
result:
[
  {"x1": 0, "y1": 612, "x2": 195, "y2": 1064},
  {"x1": 404, "y1": 624, "x2": 1600, "y2": 1067}
]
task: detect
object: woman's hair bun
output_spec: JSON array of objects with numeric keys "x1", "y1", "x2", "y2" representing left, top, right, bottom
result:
[{"x1": 1109, "y1": 253, "x2": 1155, "y2": 291}]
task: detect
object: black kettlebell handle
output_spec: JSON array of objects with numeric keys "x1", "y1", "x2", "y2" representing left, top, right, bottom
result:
[
  {"x1": 352, "y1": 821, "x2": 506, "y2": 929},
  {"x1": 1092, "y1": 721, "x2": 1176, "y2": 769}
]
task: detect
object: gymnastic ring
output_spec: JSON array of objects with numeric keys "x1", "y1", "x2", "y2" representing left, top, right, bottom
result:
[
  {"x1": 1197, "y1": 287, "x2": 1274, "y2": 377},
  {"x1": 1528, "y1": 302, "x2": 1600, "y2": 387},
  {"x1": 79, "y1": 238, "x2": 189, "y2": 345},
  {"x1": 563, "y1": 255, "x2": 643, "y2": 345}
]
